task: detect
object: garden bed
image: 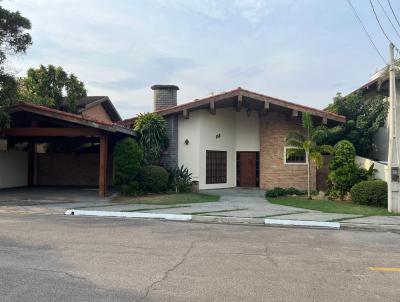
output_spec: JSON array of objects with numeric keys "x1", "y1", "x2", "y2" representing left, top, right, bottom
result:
[
  {"x1": 268, "y1": 196, "x2": 398, "y2": 216},
  {"x1": 113, "y1": 192, "x2": 220, "y2": 205}
]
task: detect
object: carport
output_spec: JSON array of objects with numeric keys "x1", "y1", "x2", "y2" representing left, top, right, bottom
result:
[{"x1": 0, "y1": 102, "x2": 136, "y2": 197}]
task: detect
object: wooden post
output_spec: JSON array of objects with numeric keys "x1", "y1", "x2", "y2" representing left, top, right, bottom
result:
[
  {"x1": 28, "y1": 143, "x2": 35, "y2": 186},
  {"x1": 28, "y1": 120, "x2": 38, "y2": 186},
  {"x1": 99, "y1": 134, "x2": 108, "y2": 197}
]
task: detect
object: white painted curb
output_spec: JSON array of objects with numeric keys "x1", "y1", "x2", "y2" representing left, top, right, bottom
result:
[
  {"x1": 264, "y1": 219, "x2": 340, "y2": 229},
  {"x1": 65, "y1": 209, "x2": 192, "y2": 221}
]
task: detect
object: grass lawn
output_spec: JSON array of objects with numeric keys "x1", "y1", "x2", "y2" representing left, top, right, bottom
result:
[
  {"x1": 268, "y1": 196, "x2": 398, "y2": 216},
  {"x1": 113, "y1": 192, "x2": 220, "y2": 205}
]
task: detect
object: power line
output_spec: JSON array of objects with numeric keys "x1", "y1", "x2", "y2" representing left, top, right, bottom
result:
[
  {"x1": 376, "y1": 0, "x2": 400, "y2": 39},
  {"x1": 370, "y1": 0, "x2": 395, "y2": 45},
  {"x1": 387, "y1": 0, "x2": 400, "y2": 30},
  {"x1": 346, "y1": 0, "x2": 386, "y2": 64}
]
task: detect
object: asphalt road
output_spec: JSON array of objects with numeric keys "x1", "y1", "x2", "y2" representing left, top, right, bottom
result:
[{"x1": 0, "y1": 214, "x2": 399, "y2": 302}]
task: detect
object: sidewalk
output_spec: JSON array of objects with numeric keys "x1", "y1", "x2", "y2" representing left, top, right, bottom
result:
[{"x1": 69, "y1": 188, "x2": 400, "y2": 232}]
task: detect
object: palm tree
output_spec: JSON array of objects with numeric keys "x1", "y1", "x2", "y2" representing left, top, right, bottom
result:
[{"x1": 285, "y1": 112, "x2": 333, "y2": 199}]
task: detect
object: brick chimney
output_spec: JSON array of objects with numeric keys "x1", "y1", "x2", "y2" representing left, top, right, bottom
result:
[{"x1": 151, "y1": 84, "x2": 179, "y2": 111}]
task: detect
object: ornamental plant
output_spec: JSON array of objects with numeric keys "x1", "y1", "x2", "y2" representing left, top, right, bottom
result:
[
  {"x1": 285, "y1": 112, "x2": 333, "y2": 199},
  {"x1": 134, "y1": 113, "x2": 168, "y2": 165},
  {"x1": 328, "y1": 140, "x2": 359, "y2": 200}
]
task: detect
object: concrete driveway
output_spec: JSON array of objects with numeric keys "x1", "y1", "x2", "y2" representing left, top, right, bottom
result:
[
  {"x1": 0, "y1": 187, "x2": 114, "y2": 214},
  {"x1": 78, "y1": 188, "x2": 361, "y2": 222}
]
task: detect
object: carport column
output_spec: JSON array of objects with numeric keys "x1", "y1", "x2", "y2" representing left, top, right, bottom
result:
[
  {"x1": 28, "y1": 120, "x2": 38, "y2": 186},
  {"x1": 99, "y1": 134, "x2": 108, "y2": 197}
]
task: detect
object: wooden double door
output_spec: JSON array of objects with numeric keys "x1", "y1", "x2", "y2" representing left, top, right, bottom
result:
[{"x1": 237, "y1": 152, "x2": 259, "y2": 187}]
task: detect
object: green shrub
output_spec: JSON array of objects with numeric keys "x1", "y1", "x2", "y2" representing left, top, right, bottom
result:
[
  {"x1": 265, "y1": 187, "x2": 286, "y2": 198},
  {"x1": 139, "y1": 165, "x2": 169, "y2": 193},
  {"x1": 285, "y1": 187, "x2": 306, "y2": 196},
  {"x1": 172, "y1": 165, "x2": 193, "y2": 193},
  {"x1": 350, "y1": 180, "x2": 388, "y2": 207},
  {"x1": 119, "y1": 181, "x2": 141, "y2": 196},
  {"x1": 114, "y1": 138, "x2": 143, "y2": 196},
  {"x1": 328, "y1": 140, "x2": 359, "y2": 199},
  {"x1": 266, "y1": 187, "x2": 306, "y2": 198}
]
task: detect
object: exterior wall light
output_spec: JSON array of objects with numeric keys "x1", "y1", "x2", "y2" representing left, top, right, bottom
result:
[
  {"x1": 246, "y1": 108, "x2": 252, "y2": 117},
  {"x1": 216, "y1": 133, "x2": 221, "y2": 139},
  {"x1": 184, "y1": 139, "x2": 189, "y2": 145}
]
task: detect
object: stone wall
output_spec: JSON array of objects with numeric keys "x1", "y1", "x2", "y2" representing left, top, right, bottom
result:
[
  {"x1": 160, "y1": 115, "x2": 178, "y2": 169},
  {"x1": 259, "y1": 112, "x2": 316, "y2": 190}
]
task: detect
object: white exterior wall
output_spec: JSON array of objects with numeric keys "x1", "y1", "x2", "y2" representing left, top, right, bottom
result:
[
  {"x1": 355, "y1": 155, "x2": 388, "y2": 181},
  {"x1": 0, "y1": 151, "x2": 28, "y2": 189},
  {"x1": 178, "y1": 108, "x2": 259, "y2": 190}
]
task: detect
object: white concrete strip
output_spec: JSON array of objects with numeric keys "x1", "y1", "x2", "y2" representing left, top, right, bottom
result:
[
  {"x1": 264, "y1": 219, "x2": 340, "y2": 229},
  {"x1": 65, "y1": 209, "x2": 192, "y2": 221}
]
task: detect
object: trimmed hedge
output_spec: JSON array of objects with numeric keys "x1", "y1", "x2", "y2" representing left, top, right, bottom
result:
[
  {"x1": 265, "y1": 187, "x2": 306, "y2": 198},
  {"x1": 139, "y1": 165, "x2": 169, "y2": 193},
  {"x1": 350, "y1": 180, "x2": 387, "y2": 207}
]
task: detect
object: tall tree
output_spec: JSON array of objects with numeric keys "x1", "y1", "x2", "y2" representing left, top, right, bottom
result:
[
  {"x1": 323, "y1": 92, "x2": 388, "y2": 157},
  {"x1": 0, "y1": 6, "x2": 32, "y2": 128},
  {"x1": 17, "y1": 64, "x2": 87, "y2": 112},
  {"x1": 285, "y1": 113, "x2": 333, "y2": 199}
]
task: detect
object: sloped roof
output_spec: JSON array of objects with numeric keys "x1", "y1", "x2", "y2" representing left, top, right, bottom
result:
[
  {"x1": 6, "y1": 102, "x2": 135, "y2": 136},
  {"x1": 120, "y1": 87, "x2": 345, "y2": 126},
  {"x1": 61, "y1": 96, "x2": 122, "y2": 122}
]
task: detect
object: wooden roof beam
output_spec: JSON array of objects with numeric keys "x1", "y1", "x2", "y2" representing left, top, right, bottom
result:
[
  {"x1": 182, "y1": 109, "x2": 189, "y2": 119},
  {"x1": 1, "y1": 127, "x2": 102, "y2": 137},
  {"x1": 259, "y1": 100, "x2": 269, "y2": 117},
  {"x1": 236, "y1": 94, "x2": 242, "y2": 112},
  {"x1": 210, "y1": 100, "x2": 216, "y2": 115}
]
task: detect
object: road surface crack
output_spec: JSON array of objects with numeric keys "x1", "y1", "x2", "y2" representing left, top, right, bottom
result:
[
  {"x1": 138, "y1": 234, "x2": 209, "y2": 302},
  {"x1": 27, "y1": 267, "x2": 87, "y2": 281},
  {"x1": 264, "y1": 243, "x2": 278, "y2": 267}
]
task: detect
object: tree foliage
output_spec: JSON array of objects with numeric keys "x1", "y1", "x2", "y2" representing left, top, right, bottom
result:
[
  {"x1": 17, "y1": 64, "x2": 87, "y2": 112},
  {"x1": 134, "y1": 113, "x2": 168, "y2": 165},
  {"x1": 0, "y1": 6, "x2": 32, "y2": 128},
  {"x1": 324, "y1": 92, "x2": 388, "y2": 157},
  {"x1": 285, "y1": 112, "x2": 333, "y2": 199},
  {"x1": 114, "y1": 138, "x2": 144, "y2": 196},
  {"x1": 328, "y1": 140, "x2": 359, "y2": 199}
]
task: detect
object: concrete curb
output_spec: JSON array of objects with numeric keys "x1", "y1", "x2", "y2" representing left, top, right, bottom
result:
[
  {"x1": 63, "y1": 210, "x2": 400, "y2": 232},
  {"x1": 65, "y1": 210, "x2": 192, "y2": 221},
  {"x1": 341, "y1": 222, "x2": 400, "y2": 232},
  {"x1": 265, "y1": 219, "x2": 340, "y2": 229}
]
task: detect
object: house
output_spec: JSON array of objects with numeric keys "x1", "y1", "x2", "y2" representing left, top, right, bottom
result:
[
  {"x1": 0, "y1": 97, "x2": 135, "y2": 197},
  {"x1": 121, "y1": 85, "x2": 345, "y2": 191}
]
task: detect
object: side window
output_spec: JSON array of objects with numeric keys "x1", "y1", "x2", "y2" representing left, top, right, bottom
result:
[{"x1": 284, "y1": 147, "x2": 307, "y2": 164}]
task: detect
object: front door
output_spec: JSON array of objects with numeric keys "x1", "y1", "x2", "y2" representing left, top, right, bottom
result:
[{"x1": 238, "y1": 152, "x2": 257, "y2": 187}]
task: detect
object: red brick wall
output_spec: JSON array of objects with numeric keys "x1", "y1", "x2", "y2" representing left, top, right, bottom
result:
[
  {"x1": 36, "y1": 153, "x2": 113, "y2": 186},
  {"x1": 259, "y1": 112, "x2": 316, "y2": 190},
  {"x1": 81, "y1": 104, "x2": 113, "y2": 123}
]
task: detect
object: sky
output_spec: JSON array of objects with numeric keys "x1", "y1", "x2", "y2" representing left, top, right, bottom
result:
[{"x1": 3, "y1": 0, "x2": 400, "y2": 119}]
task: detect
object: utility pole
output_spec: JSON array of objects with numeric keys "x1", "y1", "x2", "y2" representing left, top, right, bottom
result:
[{"x1": 388, "y1": 42, "x2": 400, "y2": 213}]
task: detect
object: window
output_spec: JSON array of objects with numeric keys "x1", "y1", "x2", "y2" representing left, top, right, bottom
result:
[
  {"x1": 284, "y1": 147, "x2": 307, "y2": 165},
  {"x1": 206, "y1": 150, "x2": 227, "y2": 184}
]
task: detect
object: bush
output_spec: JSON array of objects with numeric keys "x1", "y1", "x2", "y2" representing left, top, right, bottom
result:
[
  {"x1": 285, "y1": 187, "x2": 306, "y2": 196},
  {"x1": 114, "y1": 138, "x2": 143, "y2": 196},
  {"x1": 328, "y1": 140, "x2": 359, "y2": 199},
  {"x1": 139, "y1": 165, "x2": 169, "y2": 193},
  {"x1": 265, "y1": 187, "x2": 286, "y2": 198},
  {"x1": 172, "y1": 165, "x2": 193, "y2": 193},
  {"x1": 350, "y1": 180, "x2": 388, "y2": 207},
  {"x1": 266, "y1": 187, "x2": 307, "y2": 198}
]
